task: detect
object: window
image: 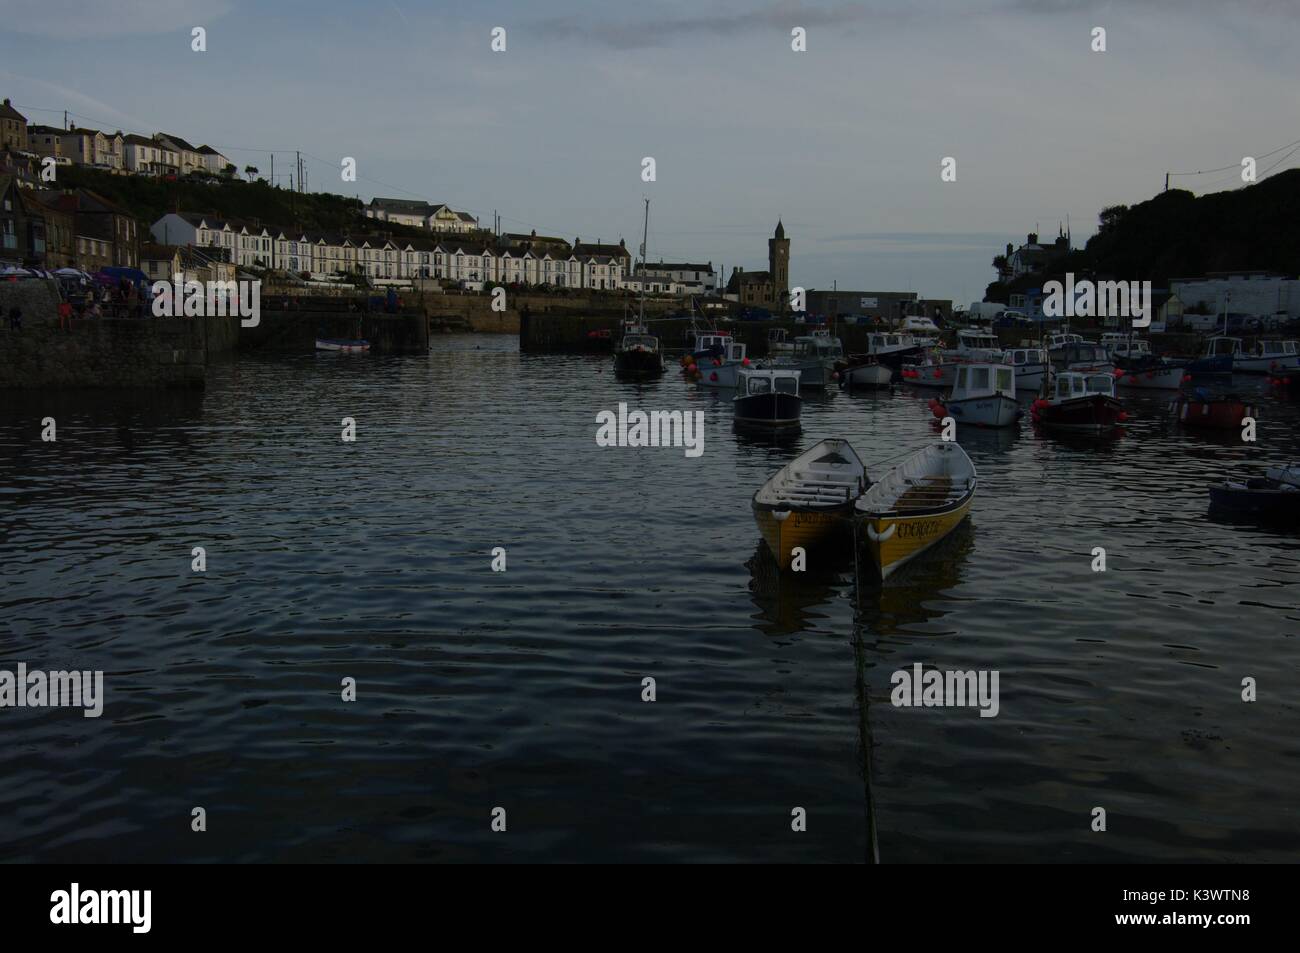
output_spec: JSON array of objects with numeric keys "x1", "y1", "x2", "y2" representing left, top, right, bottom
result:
[
  {"x1": 996, "y1": 368, "x2": 1013, "y2": 392},
  {"x1": 971, "y1": 367, "x2": 990, "y2": 391},
  {"x1": 955, "y1": 367, "x2": 967, "y2": 388}
]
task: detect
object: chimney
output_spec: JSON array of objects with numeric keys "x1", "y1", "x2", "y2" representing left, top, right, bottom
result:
[{"x1": 1028, "y1": 232, "x2": 1038, "y2": 245}]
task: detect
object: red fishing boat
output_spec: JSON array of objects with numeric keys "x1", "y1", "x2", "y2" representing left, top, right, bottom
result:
[
  {"x1": 1030, "y1": 371, "x2": 1126, "y2": 433},
  {"x1": 1169, "y1": 387, "x2": 1256, "y2": 429}
]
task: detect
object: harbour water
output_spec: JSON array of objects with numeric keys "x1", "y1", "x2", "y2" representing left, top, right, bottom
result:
[{"x1": 2, "y1": 333, "x2": 1297, "y2": 862}]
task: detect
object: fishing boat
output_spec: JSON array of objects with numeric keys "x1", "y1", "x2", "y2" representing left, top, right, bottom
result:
[
  {"x1": 315, "y1": 338, "x2": 370, "y2": 352},
  {"x1": 854, "y1": 442, "x2": 977, "y2": 580},
  {"x1": 1050, "y1": 341, "x2": 1115, "y2": 375},
  {"x1": 613, "y1": 327, "x2": 664, "y2": 375},
  {"x1": 767, "y1": 327, "x2": 795, "y2": 357},
  {"x1": 751, "y1": 438, "x2": 868, "y2": 570},
  {"x1": 1111, "y1": 337, "x2": 1189, "y2": 389},
  {"x1": 734, "y1": 367, "x2": 802, "y2": 429},
  {"x1": 1169, "y1": 386, "x2": 1256, "y2": 430},
  {"x1": 1235, "y1": 339, "x2": 1300, "y2": 374},
  {"x1": 841, "y1": 357, "x2": 893, "y2": 390},
  {"x1": 766, "y1": 334, "x2": 843, "y2": 389},
  {"x1": 1209, "y1": 464, "x2": 1300, "y2": 523},
  {"x1": 899, "y1": 348, "x2": 958, "y2": 388},
  {"x1": 929, "y1": 362, "x2": 1020, "y2": 427},
  {"x1": 1031, "y1": 371, "x2": 1126, "y2": 432},
  {"x1": 694, "y1": 340, "x2": 750, "y2": 388},
  {"x1": 1185, "y1": 336, "x2": 1238, "y2": 377},
  {"x1": 840, "y1": 331, "x2": 923, "y2": 389},
  {"x1": 1002, "y1": 346, "x2": 1050, "y2": 393},
  {"x1": 942, "y1": 328, "x2": 1003, "y2": 362},
  {"x1": 613, "y1": 200, "x2": 664, "y2": 376}
]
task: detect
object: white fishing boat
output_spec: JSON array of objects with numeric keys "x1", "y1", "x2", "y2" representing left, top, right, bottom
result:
[
  {"x1": 613, "y1": 200, "x2": 664, "y2": 377},
  {"x1": 751, "y1": 438, "x2": 868, "y2": 570},
  {"x1": 694, "y1": 339, "x2": 750, "y2": 387},
  {"x1": 1236, "y1": 339, "x2": 1300, "y2": 374},
  {"x1": 840, "y1": 331, "x2": 922, "y2": 389},
  {"x1": 1002, "y1": 347, "x2": 1050, "y2": 393},
  {"x1": 854, "y1": 442, "x2": 977, "y2": 580},
  {"x1": 1050, "y1": 341, "x2": 1115, "y2": 375},
  {"x1": 768, "y1": 334, "x2": 843, "y2": 389},
  {"x1": 842, "y1": 359, "x2": 893, "y2": 389},
  {"x1": 929, "y1": 362, "x2": 1020, "y2": 427},
  {"x1": 942, "y1": 328, "x2": 1003, "y2": 362}
]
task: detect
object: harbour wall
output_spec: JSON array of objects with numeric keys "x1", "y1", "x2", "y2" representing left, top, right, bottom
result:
[
  {"x1": 0, "y1": 314, "x2": 236, "y2": 389},
  {"x1": 239, "y1": 310, "x2": 429, "y2": 353}
]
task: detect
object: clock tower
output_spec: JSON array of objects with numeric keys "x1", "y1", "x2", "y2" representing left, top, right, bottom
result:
[{"x1": 768, "y1": 219, "x2": 790, "y2": 307}]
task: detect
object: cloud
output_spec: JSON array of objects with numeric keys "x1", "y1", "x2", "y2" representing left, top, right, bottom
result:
[
  {"x1": 0, "y1": 0, "x2": 231, "y2": 39},
  {"x1": 528, "y1": 1, "x2": 911, "y2": 50}
]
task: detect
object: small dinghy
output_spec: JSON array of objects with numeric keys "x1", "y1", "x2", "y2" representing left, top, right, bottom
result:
[
  {"x1": 1209, "y1": 464, "x2": 1300, "y2": 523},
  {"x1": 751, "y1": 438, "x2": 868, "y2": 570},
  {"x1": 316, "y1": 338, "x2": 370, "y2": 352},
  {"x1": 854, "y1": 442, "x2": 976, "y2": 580}
]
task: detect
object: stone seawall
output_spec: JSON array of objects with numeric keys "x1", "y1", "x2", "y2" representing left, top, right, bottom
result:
[{"x1": 0, "y1": 315, "x2": 236, "y2": 389}]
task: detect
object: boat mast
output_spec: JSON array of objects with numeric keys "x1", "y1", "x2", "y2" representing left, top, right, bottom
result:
[{"x1": 638, "y1": 197, "x2": 649, "y2": 329}]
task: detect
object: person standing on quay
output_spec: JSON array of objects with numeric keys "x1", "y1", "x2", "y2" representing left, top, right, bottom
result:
[{"x1": 58, "y1": 298, "x2": 72, "y2": 331}]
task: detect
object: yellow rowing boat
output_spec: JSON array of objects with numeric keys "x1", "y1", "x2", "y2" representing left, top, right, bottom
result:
[
  {"x1": 854, "y1": 442, "x2": 976, "y2": 580},
  {"x1": 752, "y1": 438, "x2": 867, "y2": 570}
]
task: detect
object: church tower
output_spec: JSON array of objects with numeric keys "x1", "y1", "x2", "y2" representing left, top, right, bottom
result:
[{"x1": 768, "y1": 219, "x2": 790, "y2": 306}]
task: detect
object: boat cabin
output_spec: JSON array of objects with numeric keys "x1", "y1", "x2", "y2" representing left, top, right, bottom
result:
[
  {"x1": 898, "y1": 315, "x2": 941, "y2": 335},
  {"x1": 739, "y1": 367, "x2": 801, "y2": 397},
  {"x1": 767, "y1": 328, "x2": 788, "y2": 346},
  {"x1": 867, "y1": 332, "x2": 917, "y2": 354},
  {"x1": 1055, "y1": 343, "x2": 1111, "y2": 367},
  {"x1": 1046, "y1": 332, "x2": 1085, "y2": 350},
  {"x1": 620, "y1": 332, "x2": 660, "y2": 351},
  {"x1": 692, "y1": 333, "x2": 746, "y2": 363},
  {"x1": 1248, "y1": 339, "x2": 1298, "y2": 358},
  {"x1": 1203, "y1": 336, "x2": 1243, "y2": 358},
  {"x1": 1004, "y1": 347, "x2": 1047, "y2": 367},
  {"x1": 1052, "y1": 371, "x2": 1116, "y2": 400},
  {"x1": 954, "y1": 328, "x2": 1001, "y2": 353},
  {"x1": 952, "y1": 363, "x2": 1015, "y2": 400},
  {"x1": 793, "y1": 335, "x2": 844, "y2": 360}
]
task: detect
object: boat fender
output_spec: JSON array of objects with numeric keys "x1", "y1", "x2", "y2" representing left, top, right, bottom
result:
[
  {"x1": 866, "y1": 523, "x2": 896, "y2": 542},
  {"x1": 710, "y1": 371, "x2": 718, "y2": 382},
  {"x1": 773, "y1": 510, "x2": 791, "y2": 523}
]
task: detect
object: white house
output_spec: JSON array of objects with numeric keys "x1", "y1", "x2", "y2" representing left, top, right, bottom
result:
[{"x1": 637, "y1": 261, "x2": 717, "y2": 294}]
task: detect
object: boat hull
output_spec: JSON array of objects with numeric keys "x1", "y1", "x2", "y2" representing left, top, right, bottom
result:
[
  {"x1": 316, "y1": 338, "x2": 370, "y2": 352},
  {"x1": 1236, "y1": 354, "x2": 1300, "y2": 374},
  {"x1": 1033, "y1": 395, "x2": 1124, "y2": 432},
  {"x1": 734, "y1": 392, "x2": 802, "y2": 428},
  {"x1": 859, "y1": 494, "x2": 974, "y2": 580},
  {"x1": 1170, "y1": 396, "x2": 1255, "y2": 429},
  {"x1": 695, "y1": 360, "x2": 746, "y2": 388},
  {"x1": 614, "y1": 349, "x2": 664, "y2": 375},
  {"x1": 843, "y1": 363, "x2": 893, "y2": 389},
  {"x1": 1010, "y1": 364, "x2": 1048, "y2": 393},
  {"x1": 1209, "y1": 483, "x2": 1300, "y2": 522},
  {"x1": 1117, "y1": 362, "x2": 1186, "y2": 389},
  {"x1": 901, "y1": 362, "x2": 956, "y2": 388},
  {"x1": 936, "y1": 394, "x2": 1020, "y2": 428},
  {"x1": 752, "y1": 502, "x2": 853, "y2": 570}
]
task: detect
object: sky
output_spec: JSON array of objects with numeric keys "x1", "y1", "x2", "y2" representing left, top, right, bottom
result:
[{"x1": 1, "y1": 0, "x2": 1297, "y2": 304}]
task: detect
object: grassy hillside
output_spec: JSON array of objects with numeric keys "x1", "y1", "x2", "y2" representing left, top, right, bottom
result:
[
  {"x1": 59, "y1": 166, "x2": 432, "y2": 239},
  {"x1": 987, "y1": 168, "x2": 1300, "y2": 300}
]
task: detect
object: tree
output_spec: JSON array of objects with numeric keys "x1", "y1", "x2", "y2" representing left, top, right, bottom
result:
[
  {"x1": 1098, "y1": 204, "x2": 1128, "y2": 235},
  {"x1": 244, "y1": 165, "x2": 259, "y2": 181}
]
